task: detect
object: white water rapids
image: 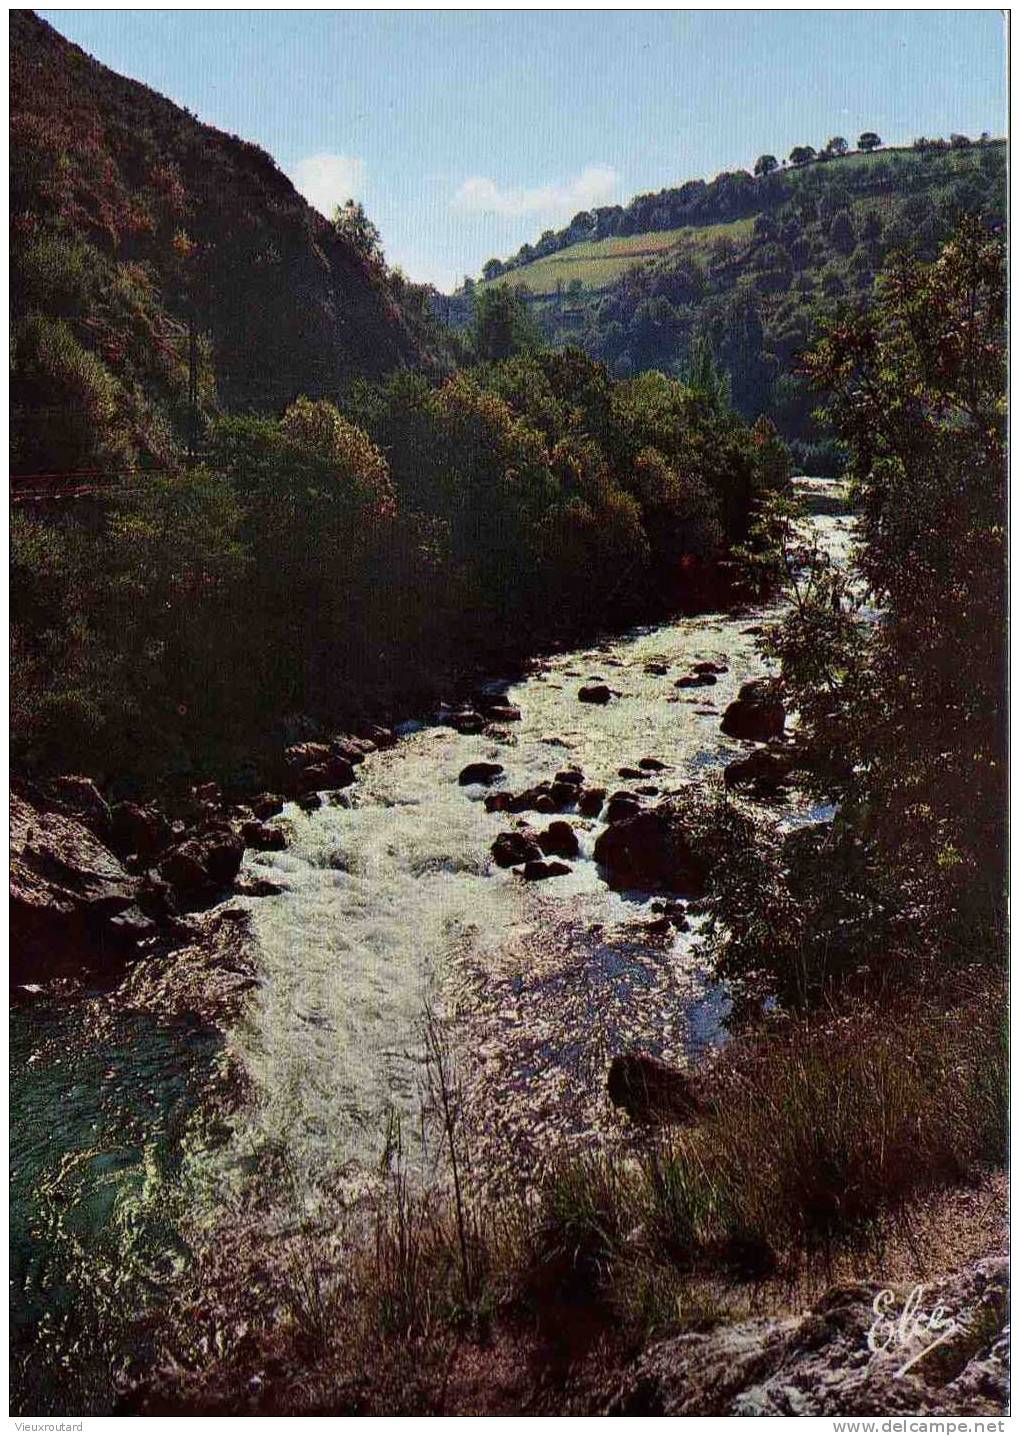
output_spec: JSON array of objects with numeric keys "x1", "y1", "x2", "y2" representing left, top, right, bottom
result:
[{"x1": 224, "y1": 485, "x2": 853, "y2": 1186}]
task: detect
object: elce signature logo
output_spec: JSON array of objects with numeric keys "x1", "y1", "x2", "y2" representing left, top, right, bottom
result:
[{"x1": 866, "y1": 1284, "x2": 968, "y2": 1378}]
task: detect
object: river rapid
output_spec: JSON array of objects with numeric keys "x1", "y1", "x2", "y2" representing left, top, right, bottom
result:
[{"x1": 10, "y1": 481, "x2": 852, "y2": 1410}]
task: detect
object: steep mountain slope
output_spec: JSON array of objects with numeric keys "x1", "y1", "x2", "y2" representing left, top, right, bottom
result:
[
  {"x1": 10, "y1": 10, "x2": 446, "y2": 474},
  {"x1": 458, "y1": 140, "x2": 1006, "y2": 457}
]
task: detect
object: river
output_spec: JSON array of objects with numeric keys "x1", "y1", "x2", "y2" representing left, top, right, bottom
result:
[{"x1": 9, "y1": 480, "x2": 852, "y2": 1411}]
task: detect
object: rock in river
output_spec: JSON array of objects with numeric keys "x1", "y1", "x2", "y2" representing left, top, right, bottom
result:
[
  {"x1": 578, "y1": 683, "x2": 613, "y2": 705},
  {"x1": 459, "y1": 762, "x2": 505, "y2": 787},
  {"x1": 240, "y1": 819, "x2": 287, "y2": 851},
  {"x1": 607, "y1": 1051, "x2": 706, "y2": 1124},
  {"x1": 594, "y1": 799, "x2": 708, "y2": 894},
  {"x1": 538, "y1": 820, "x2": 580, "y2": 860},
  {"x1": 519, "y1": 859, "x2": 573, "y2": 881},
  {"x1": 723, "y1": 745, "x2": 795, "y2": 792},
  {"x1": 158, "y1": 825, "x2": 245, "y2": 905},
  {"x1": 605, "y1": 791, "x2": 641, "y2": 825},
  {"x1": 109, "y1": 801, "x2": 172, "y2": 861},
  {"x1": 578, "y1": 786, "x2": 607, "y2": 817},
  {"x1": 284, "y1": 742, "x2": 356, "y2": 795},
  {"x1": 721, "y1": 679, "x2": 786, "y2": 742},
  {"x1": 492, "y1": 830, "x2": 543, "y2": 868}
]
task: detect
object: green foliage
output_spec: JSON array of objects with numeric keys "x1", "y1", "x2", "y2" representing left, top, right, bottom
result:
[
  {"x1": 714, "y1": 222, "x2": 1006, "y2": 1011},
  {"x1": 470, "y1": 285, "x2": 542, "y2": 362},
  {"x1": 800, "y1": 219, "x2": 1006, "y2": 943},
  {"x1": 332, "y1": 199, "x2": 384, "y2": 267}
]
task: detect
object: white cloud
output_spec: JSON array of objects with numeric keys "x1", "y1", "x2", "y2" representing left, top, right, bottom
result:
[
  {"x1": 451, "y1": 165, "x2": 620, "y2": 222},
  {"x1": 291, "y1": 153, "x2": 367, "y2": 217}
]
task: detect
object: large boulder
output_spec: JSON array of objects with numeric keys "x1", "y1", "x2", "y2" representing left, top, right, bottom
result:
[
  {"x1": 578, "y1": 786, "x2": 607, "y2": 818},
  {"x1": 240, "y1": 820, "x2": 287, "y2": 852},
  {"x1": 284, "y1": 741, "x2": 332, "y2": 770},
  {"x1": 607, "y1": 1051, "x2": 706, "y2": 1124},
  {"x1": 578, "y1": 683, "x2": 613, "y2": 705},
  {"x1": 284, "y1": 742, "x2": 357, "y2": 794},
  {"x1": 594, "y1": 800, "x2": 708, "y2": 894},
  {"x1": 158, "y1": 825, "x2": 245, "y2": 905},
  {"x1": 721, "y1": 679, "x2": 786, "y2": 742},
  {"x1": 250, "y1": 792, "x2": 284, "y2": 820},
  {"x1": 605, "y1": 791, "x2": 641, "y2": 824},
  {"x1": 448, "y1": 709, "x2": 486, "y2": 734},
  {"x1": 358, "y1": 723, "x2": 396, "y2": 750},
  {"x1": 11, "y1": 793, "x2": 144, "y2": 980},
  {"x1": 329, "y1": 737, "x2": 368, "y2": 766},
  {"x1": 476, "y1": 693, "x2": 522, "y2": 723}
]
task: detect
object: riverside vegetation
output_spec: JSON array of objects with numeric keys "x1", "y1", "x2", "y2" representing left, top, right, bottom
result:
[{"x1": 9, "y1": 10, "x2": 1007, "y2": 1419}]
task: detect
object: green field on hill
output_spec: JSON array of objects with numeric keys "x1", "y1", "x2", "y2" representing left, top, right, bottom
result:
[{"x1": 482, "y1": 218, "x2": 755, "y2": 296}]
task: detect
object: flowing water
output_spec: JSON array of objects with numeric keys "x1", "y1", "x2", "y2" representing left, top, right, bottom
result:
[{"x1": 9, "y1": 482, "x2": 852, "y2": 1410}]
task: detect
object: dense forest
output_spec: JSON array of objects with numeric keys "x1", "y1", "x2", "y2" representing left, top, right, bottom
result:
[{"x1": 456, "y1": 137, "x2": 1006, "y2": 467}]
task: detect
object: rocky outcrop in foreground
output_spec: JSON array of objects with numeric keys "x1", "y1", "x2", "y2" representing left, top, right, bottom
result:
[
  {"x1": 11, "y1": 793, "x2": 154, "y2": 982},
  {"x1": 607, "y1": 1255, "x2": 1008, "y2": 1416},
  {"x1": 11, "y1": 724, "x2": 396, "y2": 986}
]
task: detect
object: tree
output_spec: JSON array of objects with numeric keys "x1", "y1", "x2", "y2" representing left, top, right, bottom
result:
[
  {"x1": 754, "y1": 154, "x2": 778, "y2": 177},
  {"x1": 828, "y1": 208, "x2": 857, "y2": 256},
  {"x1": 753, "y1": 212, "x2": 777, "y2": 241},
  {"x1": 332, "y1": 199, "x2": 384, "y2": 267},
  {"x1": 789, "y1": 146, "x2": 817, "y2": 167},
  {"x1": 471, "y1": 285, "x2": 542, "y2": 362},
  {"x1": 799, "y1": 219, "x2": 1005, "y2": 943},
  {"x1": 858, "y1": 131, "x2": 882, "y2": 152},
  {"x1": 481, "y1": 259, "x2": 503, "y2": 281},
  {"x1": 825, "y1": 136, "x2": 849, "y2": 157},
  {"x1": 861, "y1": 210, "x2": 884, "y2": 245}
]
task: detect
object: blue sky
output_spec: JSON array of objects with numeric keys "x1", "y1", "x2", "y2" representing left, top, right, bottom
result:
[{"x1": 39, "y1": 9, "x2": 1007, "y2": 290}]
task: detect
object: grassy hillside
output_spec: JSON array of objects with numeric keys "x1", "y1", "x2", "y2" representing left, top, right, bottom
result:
[
  {"x1": 461, "y1": 140, "x2": 1005, "y2": 460},
  {"x1": 479, "y1": 220, "x2": 755, "y2": 297},
  {"x1": 10, "y1": 11, "x2": 452, "y2": 476}
]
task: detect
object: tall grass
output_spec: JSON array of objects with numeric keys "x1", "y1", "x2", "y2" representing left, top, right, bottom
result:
[{"x1": 536, "y1": 969, "x2": 1006, "y2": 1322}]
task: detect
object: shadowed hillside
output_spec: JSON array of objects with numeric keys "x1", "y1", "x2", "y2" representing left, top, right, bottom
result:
[{"x1": 10, "y1": 10, "x2": 450, "y2": 474}]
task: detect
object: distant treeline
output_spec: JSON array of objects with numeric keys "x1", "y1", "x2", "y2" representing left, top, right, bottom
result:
[{"x1": 477, "y1": 133, "x2": 1004, "y2": 281}]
